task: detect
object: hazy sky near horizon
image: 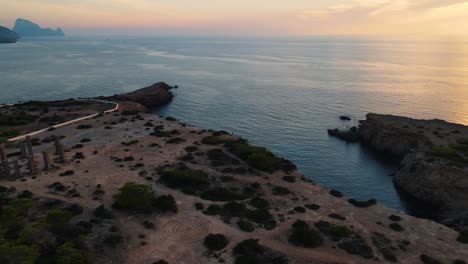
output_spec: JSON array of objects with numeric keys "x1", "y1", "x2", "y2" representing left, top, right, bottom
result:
[{"x1": 1, "y1": 0, "x2": 468, "y2": 36}]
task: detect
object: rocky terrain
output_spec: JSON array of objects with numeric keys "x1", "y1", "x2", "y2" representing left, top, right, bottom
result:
[
  {"x1": 329, "y1": 113, "x2": 468, "y2": 229},
  {"x1": 13, "y1": 18, "x2": 64, "y2": 37},
  {"x1": 0, "y1": 26, "x2": 18, "y2": 43},
  {"x1": 0, "y1": 91, "x2": 467, "y2": 264}
]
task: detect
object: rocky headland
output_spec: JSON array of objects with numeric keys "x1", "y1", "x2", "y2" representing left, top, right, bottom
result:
[
  {"x1": 329, "y1": 113, "x2": 468, "y2": 229},
  {"x1": 0, "y1": 90, "x2": 467, "y2": 264},
  {"x1": 13, "y1": 18, "x2": 64, "y2": 37},
  {"x1": 0, "y1": 26, "x2": 18, "y2": 43}
]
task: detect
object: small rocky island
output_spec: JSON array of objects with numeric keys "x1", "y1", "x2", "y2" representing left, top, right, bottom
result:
[
  {"x1": 0, "y1": 26, "x2": 18, "y2": 43},
  {"x1": 0, "y1": 86, "x2": 467, "y2": 264},
  {"x1": 13, "y1": 18, "x2": 65, "y2": 37},
  {"x1": 329, "y1": 114, "x2": 468, "y2": 229}
]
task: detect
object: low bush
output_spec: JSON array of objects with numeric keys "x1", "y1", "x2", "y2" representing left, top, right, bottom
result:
[
  {"x1": 348, "y1": 199, "x2": 377, "y2": 208},
  {"x1": 0, "y1": 112, "x2": 36, "y2": 126},
  {"x1": 420, "y1": 254, "x2": 443, "y2": 264},
  {"x1": 305, "y1": 204, "x2": 320, "y2": 211},
  {"x1": 153, "y1": 195, "x2": 178, "y2": 213},
  {"x1": 166, "y1": 137, "x2": 185, "y2": 144},
  {"x1": 389, "y1": 223, "x2": 404, "y2": 232},
  {"x1": 76, "y1": 124, "x2": 92, "y2": 129},
  {"x1": 294, "y1": 206, "x2": 306, "y2": 213},
  {"x1": 288, "y1": 220, "x2": 323, "y2": 248},
  {"x1": 201, "y1": 136, "x2": 224, "y2": 145},
  {"x1": 457, "y1": 229, "x2": 468, "y2": 244},
  {"x1": 282, "y1": 176, "x2": 296, "y2": 183},
  {"x1": 0, "y1": 130, "x2": 20, "y2": 143},
  {"x1": 203, "y1": 234, "x2": 229, "y2": 251},
  {"x1": 200, "y1": 187, "x2": 246, "y2": 202},
  {"x1": 237, "y1": 220, "x2": 255, "y2": 232},
  {"x1": 249, "y1": 197, "x2": 271, "y2": 210},
  {"x1": 103, "y1": 233, "x2": 123, "y2": 246},
  {"x1": 225, "y1": 141, "x2": 296, "y2": 172},
  {"x1": 113, "y1": 183, "x2": 157, "y2": 213},
  {"x1": 329, "y1": 213, "x2": 346, "y2": 221},
  {"x1": 272, "y1": 186, "x2": 291, "y2": 196},
  {"x1": 160, "y1": 168, "x2": 209, "y2": 191},
  {"x1": 315, "y1": 221, "x2": 352, "y2": 241},
  {"x1": 93, "y1": 205, "x2": 114, "y2": 219},
  {"x1": 388, "y1": 215, "x2": 402, "y2": 222},
  {"x1": 338, "y1": 235, "x2": 374, "y2": 259},
  {"x1": 59, "y1": 170, "x2": 75, "y2": 176},
  {"x1": 329, "y1": 189, "x2": 343, "y2": 198}
]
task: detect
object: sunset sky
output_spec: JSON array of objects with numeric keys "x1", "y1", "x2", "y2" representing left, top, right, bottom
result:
[{"x1": 1, "y1": 0, "x2": 468, "y2": 36}]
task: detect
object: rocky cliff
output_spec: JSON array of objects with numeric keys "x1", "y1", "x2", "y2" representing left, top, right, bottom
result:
[
  {"x1": 13, "y1": 18, "x2": 64, "y2": 37},
  {"x1": 329, "y1": 113, "x2": 468, "y2": 228},
  {"x1": 97, "y1": 82, "x2": 174, "y2": 110},
  {"x1": 0, "y1": 26, "x2": 18, "y2": 43}
]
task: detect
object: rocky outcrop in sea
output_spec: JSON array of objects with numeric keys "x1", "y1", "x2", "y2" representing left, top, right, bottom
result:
[{"x1": 0, "y1": 26, "x2": 18, "y2": 43}]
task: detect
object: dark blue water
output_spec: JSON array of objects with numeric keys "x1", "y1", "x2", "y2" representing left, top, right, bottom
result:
[{"x1": 1, "y1": 36, "x2": 468, "y2": 214}]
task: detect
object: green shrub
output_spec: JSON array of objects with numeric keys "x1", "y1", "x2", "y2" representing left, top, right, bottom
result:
[
  {"x1": 348, "y1": 199, "x2": 377, "y2": 208},
  {"x1": 329, "y1": 213, "x2": 346, "y2": 220},
  {"x1": 0, "y1": 130, "x2": 20, "y2": 143},
  {"x1": 431, "y1": 146, "x2": 465, "y2": 162},
  {"x1": 238, "y1": 220, "x2": 255, "y2": 232},
  {"x1": 314, "y1": 221, "x2": 352, "y2": 241},
  {"x1": 0, "y1": 112, "x2": 37, "y2": 126},
  {"x1": 0, "y1": 243, "x2": 39, "y2": 264},
  {"x1": 338, "y1": 235, "x2": 374, "y2": 259},
  {"x1": 160, "y1": 168, "x2": 209, "y2": 190},
  {"x1": 200, "y1": 187, "x2": 246, "y2": 202},
  {"x1": 46, "y1": 209, "x2": 73, "y2": 235},
  {"x1": 288, "y1": 220, "x2": 323, "y2": 248},
  {"x1": 202, "y1": 136, "x2": 223, "y2": 145},
  {"x1": 225, "y1": 141, "x2": 296, "y2": 172},
  {"x1": 388, "y1": 215, "x2": 402, "y2": 222},
  {"x1": 282, "y1": 176, "x2": 296, "y2": 183},
  {"x1": 249, "y1": 197, "x2": 271, "y2": 210},
  {"x1": 389, "y1": 223, "x2": 404, "y2": 232},
  {"x1": 272, "y1": 186, "x2": 291, "y2": 196},
  {"x1": 305, "y1": 204, "x2": 320, "y2": 211},
  {"x1": 153, "y1": 195, "x2": 178, "y2": 213},
  {"x1": 233, "y1": 239, "x2": 265, "y2": 256},
  {"x1": 93, "y1": 205, "x2": 114, "y2": 219},
  {"x1": 56, "y1": 242, "x2": 92, "y2": 264},
  {"x1": 457, "y1": 229, "x2": 468, "y2": 244},
  {"x1": 113, "y1": 183, "x2": 157, "y2": 213},
  {"x1": 329, "y1": 189, "x2": 343, "y2": 198},
  {"x1": 103, "y1": 233, "x2": 123, "y2": 246},
  {"x1": 203, "y1": 234, "x2": 229, "y2": 251},
  {"x1": 420, "y1": 254, "x2": 443, "y2": 264}
]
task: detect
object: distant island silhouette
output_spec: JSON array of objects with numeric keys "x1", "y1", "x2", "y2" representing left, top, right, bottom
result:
[
  {"x1": 0, "y1": 26, "x2": 18, "y2": 43},
  {"x1": 13, "y1": 18, "x2": 64, "y2": 37}
]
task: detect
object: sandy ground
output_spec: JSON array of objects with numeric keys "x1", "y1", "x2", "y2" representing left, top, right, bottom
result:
[{"x1": 1, "y1": 110, "x2": 467, "y2": 264}]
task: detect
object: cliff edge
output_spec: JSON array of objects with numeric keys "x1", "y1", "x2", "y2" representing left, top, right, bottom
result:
[{"x1": 329, "y1": 113, "x2": 468, "y2": 228}]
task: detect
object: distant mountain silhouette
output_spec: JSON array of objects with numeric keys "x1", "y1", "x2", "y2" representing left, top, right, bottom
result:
[
  {"x1": 0, "y1": 26, "x2": 18, "y2": 43},
  {"x1": 13, "y1": 18, "x2": 64, "y2": 37}
]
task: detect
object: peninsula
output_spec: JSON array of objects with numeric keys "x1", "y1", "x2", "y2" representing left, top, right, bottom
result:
[
  {"x1": 0, "y1": 85, "x2": 466, "y2": 264},
  {"x1": 0, "y1": 26, "x2": 18, "y2": 43}
]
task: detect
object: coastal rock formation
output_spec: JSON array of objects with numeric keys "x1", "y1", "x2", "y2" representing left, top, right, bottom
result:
[
  {"x1": 0, "y1": 26, "x2": 18, "y2": 43},
  {"x1": 13, "y1": 18, "x2": 65, "y2": 37},
  {"x1": 99, "y1": 82, "x2": 174, "y2": 109},
  {"x1": 329, "y1": 113, "x2": 468, "y2": 228}
]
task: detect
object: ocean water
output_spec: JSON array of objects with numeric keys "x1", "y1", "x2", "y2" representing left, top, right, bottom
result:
[{"x1": 1, "y1": 36, "x2": 467, "y2": 215}]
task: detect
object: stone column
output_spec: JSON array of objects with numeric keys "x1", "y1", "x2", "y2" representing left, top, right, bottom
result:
[
  {"x1": 14, "y1": 160, "x2": 21, "y2": 178},
  {"x1": 19, "y1": 141, "x2": 27, "y2": 159},
  {"x1": 26, "y1": 136, "x2": 33, "y2": 156},
  {"x1": 2, "y1": 160, "x2": 11, "y2": 178},
  {"x1": 0, "y1": 144, "x2": 6, "y2": 161},
  {"x1": 57, "y1": 143, "x2": 65, "y2": 163},
  {"x1": 26, "y1": 155, "x2": 35, "y2": 175},
  {"x1": 43, "y1": 152, "x2": 50, "y2": 171},
  {"x1": 54, "y1": 136, "x2": 60, "y2": 155}
]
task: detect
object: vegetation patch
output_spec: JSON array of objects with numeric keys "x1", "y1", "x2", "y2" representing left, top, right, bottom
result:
[
  {"x1": 420, "y1": 254, "x2": 443, "y2": 264},
  {"x1": 0, "y1": 112, "x2": 37, "y2": 126},
  {"x1": 329, "y1": 213, "x2": 346, "y2": 221},
  {"x1": 288, "y1": 220, "x2": 323, "y2": 248},
  {"x1": 207, "y1": 148, "x2": 239, "y2": 167},
  {"x1": 160, "y1": 167, "x2": 209, "y2": 194},
  {"x1": 389, "y1": 223, "x2": 404, "y2": 232},
  {"x1": 272, "y1": 186, "x2": 291, "y2": 196},
  {"x1": 113, "y1": 183, "x2": 159, "y2": 213},
  {"x1": 314, "y1": 220, "x2": 353, "y2": 241},
  {"x1": 305, "y1": 204, "x2": 320, "y2": 211},
  {"x1": 457, "y1": 229, "x2": 468, "y2": 244},
  {"x1": 225, "y1": 140, "x2": 296, "y2": 172},
  {"x1": 338, "y1": 235, "x2": 374, "y2": 259},
  {"x1": 329, "y1": 189, "x2": 343, "y2": 198},
  {"x1": 348, "y1": 198, "x2": 377, "y2": 208},
  {"x1": 0, "y1": 130, "x2": 19, "y2": 143},
  {"x1": 371, "y1": 232, "x2": 398, "y2": 262},
  {"x1": 203, "y1": 234, "x2": 229, "y2": 251},
  {"x1": 233, "y1": 239, "x2": 288, "y2": 264},
  {"x1": 237, "y1": 220, "x2": 255, "y2": 232}
]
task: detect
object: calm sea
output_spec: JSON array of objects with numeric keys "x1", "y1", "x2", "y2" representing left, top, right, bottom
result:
[{"x1": 1, "y1": 36, "x2": 467, "y2": 215}]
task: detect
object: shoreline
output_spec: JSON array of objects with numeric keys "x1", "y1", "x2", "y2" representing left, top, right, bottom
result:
[{"x1": 0, "y1": 84, "x2": 467, "y2": 263}]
